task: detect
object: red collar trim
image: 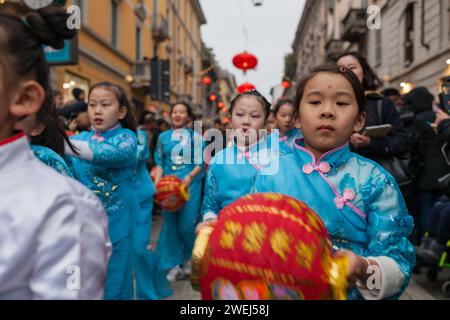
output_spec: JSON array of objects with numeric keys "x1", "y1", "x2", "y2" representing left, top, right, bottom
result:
[{"x1": 0, "y1": 132, "x2": 26, "y2": 147}]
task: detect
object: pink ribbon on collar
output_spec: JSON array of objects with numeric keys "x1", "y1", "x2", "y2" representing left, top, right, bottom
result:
[
  {"x1": 334, "y1": 189, "x2": 356, "y2": 209},
  {"x1": 91, "y1": 132, "x2": 105, "y2": 142},
  {"x1": 237, "y1": 150, "x2": 251, "y2": 160},
  {"x1": 302, "y1": 162, "x2": 331, "y2": 175}
]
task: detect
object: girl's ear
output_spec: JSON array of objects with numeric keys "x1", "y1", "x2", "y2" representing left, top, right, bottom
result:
[
  {"x1": 293, "y1": 113, "x2": 301, "y2": 129},
  {"x1": 30, "y1": 122, "x2": 46, "y2": 137},
  {"x1": 353, "y1": 111, "x2": 366, "y2": 133},
  {"x1": 9, "y1": 81, "x2": 45, "y2": 119},
  {"x1": 118, "y1": 106, "x2": 128, "y2": 120}
]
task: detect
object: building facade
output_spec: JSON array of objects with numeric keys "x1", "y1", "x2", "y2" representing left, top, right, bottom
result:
[
  {"x1": 51, "y1": 0, "x2": 207, "y2": 115},
  {"x1": 291, "y1": 0, "x2": 450, "y2": 96}
]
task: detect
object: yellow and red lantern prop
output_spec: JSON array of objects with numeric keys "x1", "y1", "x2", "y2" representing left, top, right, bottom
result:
[
  {"x1": 155, "y1": 175, "x2": 189, "y2": 212},
  {"x1": 192, "y1": 193, "x2": 348, "y2": 300}
]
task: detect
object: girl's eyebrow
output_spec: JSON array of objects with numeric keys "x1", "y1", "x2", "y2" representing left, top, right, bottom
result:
[
  {"x1": 335, "y1": 91, "x2": 354, "y2": 98},
  {"x1": 305, "y1": 91, "x2": 323, "y2": 96}
]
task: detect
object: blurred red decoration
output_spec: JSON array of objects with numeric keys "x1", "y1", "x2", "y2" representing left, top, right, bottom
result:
[
  {"x1": 282, "y1": 81, "x2": 291, "y2": 89},
  {"x1": 208, "y1": 94, "x2": 218, "y2": 102},
  {"x1": 217, "y1": 102, "x2": 225, "y2": 109},
  {"x1": 232, "y1": 52, "x2": 258, "y2": 74},
  {"x1": 223, "y1": 117, "x2": 230, "y2": 124},
  {"x1": 202, "y1": 76, "x2": 212, "y2": 85},
  {"x1": 163, "y1": 111, "x2": 170, "y2": 118},
  {"x1": 193, "y1": 193, "x2": 348, "y2": 300},
  {"x1": 237, "y1": 82, "x2": 256, "y2": 94},
  {"x1": 155, "y1": 175, "x2": 189, "y2": 212}
]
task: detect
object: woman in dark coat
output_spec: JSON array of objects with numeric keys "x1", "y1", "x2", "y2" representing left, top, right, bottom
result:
[
  {"x1": 336, "y1": 52, "x2": 411, "y2": 163},
  {"x1": 404, "y1": 87, "x2": 449, "y2": 238}
]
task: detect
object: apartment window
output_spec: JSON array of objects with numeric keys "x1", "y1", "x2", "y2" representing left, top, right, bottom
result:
[
  {"x1": 136, "y1": 24, "x2": 142, "y2": 61},
  {"x1": 404, "y1": 3, "x2": 414, "y2": 66},
  {"x1": 111, "y1": 0, "x2": 120, "y2": 47}
]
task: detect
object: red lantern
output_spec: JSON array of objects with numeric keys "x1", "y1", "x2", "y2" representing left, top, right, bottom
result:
[
  {"x1": 232, "y1": 52, "x2": 258, "y2": 74},
  {"x1": 193, "y1": 193, "x2": 348, "y2": 300},
  {"x1": 202, "y1": 76, "x2": 212, "y2": 85},
  {"x1": 237, "y1": 82, "x2": 256, "y2": 94},
  {"x1": 155, "y1": 175, "x2": 189, "y2": 212},
  {"x1": 208, "y1": 94, "x2": 218, "y2": 102},
  {"x1": 223, "y1": 117, "x2": 230, "y2": 124},
  {"x1": 217, "y1": 102, "x2": 225, "y2": 109}
]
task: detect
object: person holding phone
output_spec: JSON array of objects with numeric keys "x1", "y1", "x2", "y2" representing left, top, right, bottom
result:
[{"x1": 404, "y1": 87, "x2": 450, "y2": 240}]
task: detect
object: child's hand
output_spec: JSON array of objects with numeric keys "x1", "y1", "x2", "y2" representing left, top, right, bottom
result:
[
  {"x1": 350, "y1": 133, "x2": 371, "y2": 149},
  {"x1": 434, "y1": 108, "x2": 450, "y2": 127},
  {"x1": 335, "y1": 249, "x2": 369, "y2": 288},
  {"x1": 196, "y1": 219, "x2": 218, "y2": 235},
  {"x1": 183, "y1": 174, "x2": 193, "y2": 187}
]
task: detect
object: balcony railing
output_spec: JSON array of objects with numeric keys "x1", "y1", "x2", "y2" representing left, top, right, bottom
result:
[
  {"x1": 132, "y1": 60, "x2": 151, "y2": 86},
  {"x1": 341, "y1": 8, "x2": 367, "y2": 43},
  {"x1": 152, "y1": 15, "x2": 169, "y2": 43}
]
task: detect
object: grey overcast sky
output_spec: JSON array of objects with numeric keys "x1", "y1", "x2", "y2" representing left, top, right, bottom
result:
[{"x1": 199, "y1": 0, "x2": 305, "y2": 102}]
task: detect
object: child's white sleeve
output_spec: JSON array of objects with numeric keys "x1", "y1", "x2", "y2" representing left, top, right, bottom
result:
[
  {"x1": 356, "y1": 256, "x2": 405, "y2": 300},
  {"x1": 65, "y1": 140, "x2": 93, "y2": 160}
]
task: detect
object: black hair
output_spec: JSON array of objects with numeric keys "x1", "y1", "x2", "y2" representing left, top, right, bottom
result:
[
  {"x1": 170, "y1": 101, "x2": 194, "y2": 120},
  {"x1": 293, "y1": 64, "x2": 366, "y2": 117},
  {"x1": 72, "y1": 88, "x2": 85, "y2": 101},
  {"x1": 272, "y1": 98, "x2": 295, "y2": 116},
  {"x1": 230, "y1": 90, "x2": 271, "y2": 120},
  {"x1": 0, "y1": 6, "x2": 76, "y2": 156},
  {"x1": 88, "y1": 82, "x2": 137, "y2": 133},
  {"x1": 381, "y1": 88, "x2": 401, "y2": 97},
  {"x1": 336, "y1": 51, "x2": 382, "y2": 91}
]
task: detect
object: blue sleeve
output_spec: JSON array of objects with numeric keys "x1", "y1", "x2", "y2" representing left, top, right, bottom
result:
[
  {"x1": 89, "y1": 130, "x2": 138, "y2": 167},
  {"x1": 137, "y1": 130, "x2": 150, "y2": 162},
  {"x1": 154, "y1": 133, "x2": 165, "y2": 168},
  {"x1": 201, "y1": 164, "x2": 221, "y2": 219},
  {"x1": 365, "y1": 171, "x2": 416, "y2": 298}
]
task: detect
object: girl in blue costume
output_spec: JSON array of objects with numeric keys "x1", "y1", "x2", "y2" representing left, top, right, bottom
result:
[
  {"x1": 270, "y1": 98, "x2": 303, "y2": 149},
  {"x1": 132, "y1": 128, "x2": 172, "y2": 299},
  {"x1": 66, "y1": 82, "x2": 139, "y2": 300},
  {"x1": 15, "y1": 89, "x2": 75, "y2": 177},
  {"x1": 153, "y1": 102, "x2": 205, "y2": 281},
  {"x1": 198, "y1": 90, "x2": 280, "y2": 228},
  {"x1": 255, "y1": 64, "x2": 415, "y2": 300}
]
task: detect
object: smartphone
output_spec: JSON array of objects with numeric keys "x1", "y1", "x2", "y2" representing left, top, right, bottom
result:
[{"x1": 363, "y1": 124, "x2": 393, "y2": 138}]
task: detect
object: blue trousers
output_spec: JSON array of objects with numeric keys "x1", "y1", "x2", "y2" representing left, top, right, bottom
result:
[
  {"x1": 155, "y1": 179, "x2": 202, "y2": 271},
  {"x1": 104, "y1": 235, "x2": 133, "y2": 300},
  {"x1": 133, "y1": 199, "x2": 172, "y2": 299}
]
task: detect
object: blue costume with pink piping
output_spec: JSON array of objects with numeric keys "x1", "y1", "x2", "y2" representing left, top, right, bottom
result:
[{"x1": 254, "y1": 138, "x2": 415, "y2": 299}]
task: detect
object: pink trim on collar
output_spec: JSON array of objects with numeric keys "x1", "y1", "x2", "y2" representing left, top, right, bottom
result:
[{"x1": 293, "y1": 138, "x2": 349, "y2": 165}]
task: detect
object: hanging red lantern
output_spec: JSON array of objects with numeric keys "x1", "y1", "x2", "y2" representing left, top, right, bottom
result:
[
  {"x1": 223, "y1": 117, "x2": 230, "y2": 124},
  {"x1": 232, "y1": 52, "x2": 258, "y2": 74},
  {"x1": 202, "y1": 76, "x2": 212, "y2": 85},
  {"x1": 237, "y1": 82, "x2": 256, "y2": 94},
  {"x1": 282, "y1": 81, "x2": 291, "y2": 89},
  {"x1": 208, "y1": 93, "x2": 218, "y2": 102},
  {"x1": 217, "y1": 102, "x2": 225, "y2": 109}
]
